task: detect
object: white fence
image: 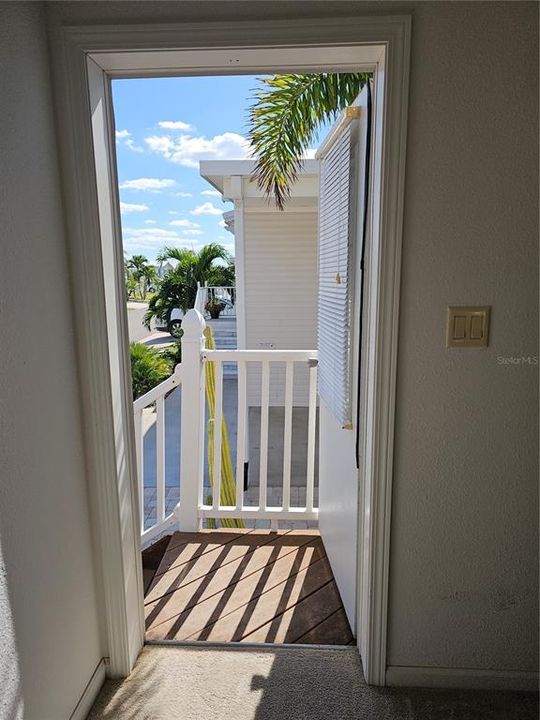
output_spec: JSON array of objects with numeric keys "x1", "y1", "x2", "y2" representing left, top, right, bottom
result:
[
  {"x1": 133, "y1": 308, "x2": 318, "y2": 542},
  {"x1": 194, "y1": 285, "x2": 236, "y2": 319},
  {"x1": 133, "y1": 365, "x2": 182, "y2": 545},
  {"x1": 200, "y1": 347, "x2": 318, "y2": 525}
]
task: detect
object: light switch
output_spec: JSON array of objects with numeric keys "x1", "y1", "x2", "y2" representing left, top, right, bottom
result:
[
  {"x1": 470, "y1": 315, "x2": 484, "y2": 340},
  {"x1": 447, "y1": 306, "x2": 490, "y2": 348},
  {"x1": 453, "y1": 315, "x2": 467, "y2": 340}
]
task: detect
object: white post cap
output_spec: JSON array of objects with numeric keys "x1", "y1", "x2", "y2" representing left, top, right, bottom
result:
[{"x1": 181, "y1": 308, "x2": 206, "y2": 339}]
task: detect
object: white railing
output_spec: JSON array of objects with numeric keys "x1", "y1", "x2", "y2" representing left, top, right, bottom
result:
[
  {"x1": 194, "y1": 285, "x2": 236, "y2": 319},
  {"x1": 133, "y1": 365, "x2": 182, "y2": 545},
  {"x1": 133, "y1": 309, "x2": 318, "y2": 542},
  {"x1": 200, "y1": 348, "x2": 319, "y2": 526}
]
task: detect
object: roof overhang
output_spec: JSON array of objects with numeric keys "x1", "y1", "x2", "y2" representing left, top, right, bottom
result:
[{"x1": 200, "y1": 158, "x2": 320, "y2": 202}]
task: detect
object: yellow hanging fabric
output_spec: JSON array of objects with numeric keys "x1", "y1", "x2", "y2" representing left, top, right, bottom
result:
[{"x1": 204, "y1": 326, "x2": 244, "y2": 529}]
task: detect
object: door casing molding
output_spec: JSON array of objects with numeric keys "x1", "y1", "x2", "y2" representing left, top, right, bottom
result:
[{"x1": 48, "y1": 13, "x2": 411, "y2": 684}]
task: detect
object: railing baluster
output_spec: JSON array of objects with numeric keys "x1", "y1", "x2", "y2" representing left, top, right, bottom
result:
[
  {"x1": 136, "y1": 345, "x2": 321, "y2": 537},
  {"x1": 156, "y1": 395, "x2": 166, "y2": 523},
  {"x1": 259, "y1": 361, "x2": 270, "y2": 511},
  {"x1": 212, "y1": 360, "x2": 223, "y2": 511},
  {"x1": 235, "y1": 360, "x2": 247, "y2": 511},
  {"x1": 306, "y1": 360, "x2": 318, "y2": 512},
  {"x1": 134, "y1": 408, "x2": 144, "y2": 533},
  {"x1": 282, "y1": 361, "x2": 294, "y2": 511}
]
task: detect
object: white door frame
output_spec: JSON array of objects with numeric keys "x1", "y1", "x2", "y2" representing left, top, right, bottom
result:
[{"x1": 48, "y1": 15, "x2": 410, "y2": 684}]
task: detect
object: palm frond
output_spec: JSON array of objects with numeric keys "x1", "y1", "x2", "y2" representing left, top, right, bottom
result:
[
  {"x1": 248, "y1": 73, "x2": 369, "y2": 208},
  {"x1": 157, "y1": 246, "x2": 196, "y2": 264}
]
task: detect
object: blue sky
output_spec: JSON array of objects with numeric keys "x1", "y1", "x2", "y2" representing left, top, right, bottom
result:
[
  {"x1": 112, "y1": 75, "x2": 331, "y2": 261},
  {"x1": 112, "y1": 75, "x2": 260, "y2": 260}
]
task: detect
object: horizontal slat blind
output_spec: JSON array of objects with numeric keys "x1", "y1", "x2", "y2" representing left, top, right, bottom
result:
[{"x1": 317, "y1": 124, "x2": 353, "y2": 426}]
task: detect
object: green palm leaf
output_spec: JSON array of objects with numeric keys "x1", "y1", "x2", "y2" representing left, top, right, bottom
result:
[{"x1": 248, "y1": 73, "x2": 369, "y2": 209}]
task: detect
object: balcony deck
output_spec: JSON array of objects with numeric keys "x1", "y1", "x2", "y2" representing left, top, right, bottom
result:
[{"x1": 143, "y1": 529, "x2": 353, "y2": 645}]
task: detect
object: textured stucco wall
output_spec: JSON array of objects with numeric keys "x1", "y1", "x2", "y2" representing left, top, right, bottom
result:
[
  {"x1": 0, "y1": 4, "x2": 102, "y2": 718},
  {"x1": 45, "y1": 0, "x2": 539, "y2": 679},
  {"x1": 387, "y1": 1, "x2": 538, "y2": 673}
]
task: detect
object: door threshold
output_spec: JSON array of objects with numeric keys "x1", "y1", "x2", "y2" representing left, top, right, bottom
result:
[{"x1": 145, "y1": 638, "x2": 357, "y2": 652}]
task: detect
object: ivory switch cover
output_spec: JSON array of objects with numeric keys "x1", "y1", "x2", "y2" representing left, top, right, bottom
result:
[{"x1": 447, "y1": 306, "x2": 490, "y2": 348}]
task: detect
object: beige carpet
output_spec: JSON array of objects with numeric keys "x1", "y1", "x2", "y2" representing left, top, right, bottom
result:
[{"x1": 88, "y1": 645, "x2": 537, "y2": 720}]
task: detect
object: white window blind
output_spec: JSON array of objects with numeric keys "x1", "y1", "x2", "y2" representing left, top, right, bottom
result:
[{"x1": 317, "y1": 122, "x2": 355, "y2": 426}]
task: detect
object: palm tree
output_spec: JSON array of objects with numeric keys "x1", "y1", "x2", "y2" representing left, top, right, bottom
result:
[
  {"x1": 124, "y1": 259, "x2": 138, "y2": 299},
  {"x1": 248, "y1": 72, "x2": 370, "y2": 209},
  {"x1": 140, "y1": 263, "x2": 158, "y2": 298},
  {"x1": 126, "y1": 254, "x2": 154, "y2": 299},
  {"x1": 144, "y1": 243, "x2": 233, "y2": 328}
]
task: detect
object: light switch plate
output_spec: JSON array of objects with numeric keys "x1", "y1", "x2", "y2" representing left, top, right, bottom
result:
[{"x1": 447, "y1": 306, "x2": 490, "y2": 348}]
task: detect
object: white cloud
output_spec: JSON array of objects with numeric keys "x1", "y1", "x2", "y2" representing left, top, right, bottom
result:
[
  {"x1": 201, "y1": 189, "x2": 222, "y2": 197},
  {"x1": 218, "y1": 219, "x2": 227, "y2": 228},
  {"x1": 115, "y1": 129, "x2": 144, "y2": 152},
  {"x1": 176, "y1": 192, "x2": 193, "y2": 197},
  {"x1": 124, "y1": 227, "x2": 178, "y2": 240},
  {"x1": 158, "y1": 120, "x2": 194, "y2": 131},
  {"x1": 144, "y1": 219, "x2": 157, "y2": 224},
  {"x1": 119, "y1": 178, "x2": 176, "y2": 192},
  {"x1": 169, "y1": 219, "x2": 201, "y2": 228},
  {"x1": 125, "y1": 139, "x2": 144, "y2": 153},
  {"x1": 168, "y1": 211, "x2": 180, "y2": 215},
  {"x1": 122, "y1": 226, "x2": 191, "y2": 254},
  {"x1": 191, "y1": 202, "x2": 223, "y2": 216},
  {"x1": 144, "y1": 136, "x2": 175, "y2": 157},
  {"x1": 120, "y1": 202, "x2": 149, "y2": 214},
  {"x1": 181, "y1": 229, "x2": 204, "y2": 236},
  {"x1": 145, "y1": 131, "x2": 251, "y2": 168}
]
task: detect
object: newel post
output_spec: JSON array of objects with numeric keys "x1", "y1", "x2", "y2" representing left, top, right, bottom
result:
[{"x1": 176, "y1": 309, "x2": 206, "y2": 531}]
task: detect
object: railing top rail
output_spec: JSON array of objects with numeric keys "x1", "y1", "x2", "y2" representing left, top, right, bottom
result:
[
  {"x1": 194, "y1": 287, "x2": 207, "y2": 313},
  {"x1": 133, "y1": 365, "x2": 182, "y2": 412},
  {"x1": 202, "y1": 349, "x2": 318, "y2": 363}
]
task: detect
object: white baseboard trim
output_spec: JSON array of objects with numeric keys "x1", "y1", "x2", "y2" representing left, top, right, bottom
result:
[
  {"x1": 386, "y1": 665, "x2": 539, "y2": 692},
  {"x1": 69, "y1": 659, "x2": 107, "y2": 720}
]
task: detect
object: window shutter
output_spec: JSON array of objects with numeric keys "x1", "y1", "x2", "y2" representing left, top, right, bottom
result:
[{"x1": 317, "y1": 118, "x2": 356, "y2": 426}]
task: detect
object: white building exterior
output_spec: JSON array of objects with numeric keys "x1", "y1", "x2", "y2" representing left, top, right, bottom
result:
[{"x1": 200, "y1": 160, "x2": 319, "y2": 406}]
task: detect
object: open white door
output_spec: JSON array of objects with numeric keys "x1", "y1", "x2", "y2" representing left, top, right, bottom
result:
[
  {"x1": 86, "y1": 58, "x2": 145, "y2": 675},
  {"x1": 317, "y1": 84, "x2": 371, "y2": 634}
]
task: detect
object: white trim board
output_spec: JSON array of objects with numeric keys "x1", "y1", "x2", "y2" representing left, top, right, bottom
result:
[
  {"x1": 48, "y1": 14, "x2": 411, "y2": 685},
  {"x1": 386, "y1": 666, "x2": 539, "y2": 693},
  {"x1": 69, "y1": 659, "x2": 106, "y2": 720},
  {"x1": 146, "y1": 639, "x2": 358, "y2": 652}
]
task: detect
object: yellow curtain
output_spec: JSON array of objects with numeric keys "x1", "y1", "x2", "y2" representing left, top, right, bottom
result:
[{"x1": 204, "y1": 326, "x2": 244, "y2": 529}]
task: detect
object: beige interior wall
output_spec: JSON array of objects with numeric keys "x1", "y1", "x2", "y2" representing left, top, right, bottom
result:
[
  {"x1": 0, "y1": 4, "x2": 102, "y2": 719},
  {"x1": 386, "y1": 1, "x2": 539, "y2": 673}
]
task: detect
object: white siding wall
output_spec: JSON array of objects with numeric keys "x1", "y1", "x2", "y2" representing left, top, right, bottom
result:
[{"x1": 244, "y1": 211, "x2": 318, "y2": 406}]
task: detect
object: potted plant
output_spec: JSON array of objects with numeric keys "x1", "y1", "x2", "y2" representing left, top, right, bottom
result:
[{"x1": 205, "y1": 298, "x2": 226, "y2": 319}]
